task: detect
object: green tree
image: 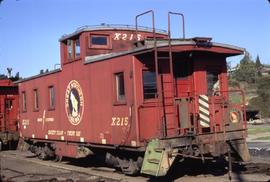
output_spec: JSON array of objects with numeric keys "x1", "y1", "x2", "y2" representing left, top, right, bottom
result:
[
  {"x1": 233, "y1": 52, "x2": 256, "y2": 83},
  {"x1": 250, "y1": 76, "x2": 270, "y2": 117},
  {"x1": 257, "y1": 76, "x2": 270, "y2": 100},
  {"x1": 255, "y1": 55, "x2": 262, "y2": 68},
  {"x1": 255, "y1": 55, "x2": 262, "y2": 77}
]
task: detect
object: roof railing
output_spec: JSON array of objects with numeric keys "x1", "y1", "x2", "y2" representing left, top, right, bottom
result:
[
  {"x1": 76, "y1": 24, "x2": 167, "y2": 34},
  {"x1": 168, "y1": 11, "x2": 185, "y2": 39},
  {"x1": 60, "y1": 23, "x2": 167, "y2": 41}
]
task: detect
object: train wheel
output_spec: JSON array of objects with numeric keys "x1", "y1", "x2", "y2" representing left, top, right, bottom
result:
[
  {"x1": 119, "y1": 158, "x2": 140, "y2": 176},
  {"x1": 38, "y1": 152, "x2": 47, "y2": 160},
  {"x1": 54, "y1": 155, "x2": 63, "y2": 162}
]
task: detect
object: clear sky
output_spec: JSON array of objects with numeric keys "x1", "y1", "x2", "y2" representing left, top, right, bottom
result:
[{"x1": 0, "y1": 0, "x2": 269, "y2": 78}]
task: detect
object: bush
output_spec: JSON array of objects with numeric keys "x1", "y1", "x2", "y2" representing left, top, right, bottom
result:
[{"x1": 249, "y1": 76, "x2": 270, "y2": 118}]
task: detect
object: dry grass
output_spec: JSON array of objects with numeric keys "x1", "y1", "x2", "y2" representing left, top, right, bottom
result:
[
  {"x1": 247, "y1": 125, "x2": 270, "y2": 135},
  {"x1": 252, "y1": 136, "x2": 270, "y2": 140}
]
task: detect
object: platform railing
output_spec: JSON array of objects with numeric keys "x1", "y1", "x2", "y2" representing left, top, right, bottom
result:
[
  {"x1": 172, "y1": 89, "x2": 247, "y2": 136},
  {"x1": 213, "y1": 90, "x2": 247, "y2": 127}
]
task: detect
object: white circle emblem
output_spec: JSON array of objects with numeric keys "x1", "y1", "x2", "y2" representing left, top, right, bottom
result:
[{"x1": 65, "y1": 80, "x2": 84, "y2": 125}]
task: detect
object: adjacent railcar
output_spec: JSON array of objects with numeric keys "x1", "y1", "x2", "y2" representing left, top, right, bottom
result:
[
  {"x1": 0, "y1": 78, "x2": 19, "y2": 150},
  {"x1": 18, "y1": 11, "x2": 250, "y2": 176}
]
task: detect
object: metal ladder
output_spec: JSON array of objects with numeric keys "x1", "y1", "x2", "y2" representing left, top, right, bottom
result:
[{"x1": 135, "y1": 10, "x2": 185, "y2": 137}]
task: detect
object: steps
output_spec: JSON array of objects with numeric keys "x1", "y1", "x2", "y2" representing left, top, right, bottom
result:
[{"x1": 141, "y1": 139, "x2": 174, "y2": 176}]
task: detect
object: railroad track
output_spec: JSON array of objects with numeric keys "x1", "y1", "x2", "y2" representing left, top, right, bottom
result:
[
  {"x1": 241, "y1": 162, "x2": 270, "y2": 176},
  {"x1": 1, "y1": 168, "x2": 74, "y2": 182},
  {"x1": 1, "y1": 150, "x2": 270, "y2": 182},
  {"x1": 0, "y1": 150, "x2": 145, "y2": 182}
]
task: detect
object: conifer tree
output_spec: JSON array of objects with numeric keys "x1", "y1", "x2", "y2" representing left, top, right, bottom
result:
[{"x1": 233, "y1": 52, "x2": 256, "y2": 83}]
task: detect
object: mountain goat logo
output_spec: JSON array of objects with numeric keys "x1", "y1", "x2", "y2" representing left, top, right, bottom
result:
[{"x1": 65, "y1": 80, "x2": 84, "y2": 125}]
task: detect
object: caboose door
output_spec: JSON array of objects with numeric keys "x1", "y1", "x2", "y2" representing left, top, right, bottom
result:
[
  {"x1": 0, "y1": 96, "x2": 15, "y2": 132},
  {"x1": 173, "y1": 57, "x2": 193, "y2": 134},
  {"x1": 4, "y1": 98, "x2": 16, "y2": 132},
  {"x1": 0, "y1": 85, "x2": 18, "y2": 134}
]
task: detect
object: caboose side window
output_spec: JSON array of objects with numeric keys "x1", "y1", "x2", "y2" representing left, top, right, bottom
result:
[
  {"x1": 207, "y1": 70, "x2": 219, "y2": 95},
  {"x1": 33, "y1": 89, "x2": 39, "y2": 111},
  {"x1": 22, "y1": 91, "x2": 27, "y2": 112},
  {"x1": 5, "y1": 99, "x2": 13, "y2": 110},
  {"x1": 67, "y1": 38, "x2": 80, "y2": 61},
  {"x1": 89, "y1": 34, "x2": 110, "y2": 48},
  {"x1": 67, "y1": 39, "x2": 73, "y2": 60},
  {"x1": 75, "y1": 39, "x2": 80, "y2": 58},
  {"x1": 48, "y1": 86, "x2": 55, "y2": 110},
  {"x1": 92, "y1": 36, "x2": 107, "y2": 45},
  {"x1": 115, "y1": 72, "x2": 125, "y2": 102},
  {"x1": 143, "y1": 71, "x2": 157, "y2": 99}
]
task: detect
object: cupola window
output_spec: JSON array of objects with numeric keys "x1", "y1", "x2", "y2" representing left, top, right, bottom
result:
[
  {"x1": 66, "y1": 37, "x2": 80, "y2": 61},
  {"x1": 89, "y1": 34, "x2": 110, "y2": 49}
]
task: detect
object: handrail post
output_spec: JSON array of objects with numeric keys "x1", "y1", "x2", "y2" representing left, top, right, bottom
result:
[
  {"x1": 135, "y1": 10, "x2": 166, "y2": 136},
  {"x1": 168, "y1": 11, "x2": 185, "y2": 39},
  {"x1": 135, "y1": 10, "x2": 156, "y2": 41},
  {"x1": 135, "y1": 10, "x2": 159, "y2": 100}
]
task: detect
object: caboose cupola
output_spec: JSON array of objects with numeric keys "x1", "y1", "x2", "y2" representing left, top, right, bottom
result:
[{"x1": 59, "y1": 25, "x2": 168, "y2": 66}]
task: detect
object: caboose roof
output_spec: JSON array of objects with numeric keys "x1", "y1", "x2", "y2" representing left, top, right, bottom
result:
[
  {"x1": 15, "y1": 68, "x2": 61, "y2": 83},
  {"x1": 18, "y1": 38, "x2": 244, "y2": 83},
  {"x1": 85, "y1": 38, "x2": 245, "y2": 64},
  {"x1": 59, "y1": 24, "x2": 167, "y2": 42}
]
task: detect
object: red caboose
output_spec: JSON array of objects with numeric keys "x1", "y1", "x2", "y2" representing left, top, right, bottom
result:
[
  {"x1": 0, "y1": 78, "x2": 19, "y2": 150},
  {"x1": 19, "y1": 11, "x2": 249, "y2": 176}
]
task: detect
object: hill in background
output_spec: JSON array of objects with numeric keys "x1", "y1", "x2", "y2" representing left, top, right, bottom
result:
[{"x1": 229, "y1": 53, "x2": 270, "y2": 118}]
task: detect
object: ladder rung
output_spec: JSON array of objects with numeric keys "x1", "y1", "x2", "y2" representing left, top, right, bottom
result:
[
  {"x1": 165, "y1": 112, "x2": 174, "y2": 114},
  {"x1": 154, "y1": 148, "x2": 164, "y2": 153},
  {"x1": 147, "y1": 158, "x2": 160, "y2": 164},
  {"x1": 157, "y1": 57, "x2": 170, "y2": 60}
]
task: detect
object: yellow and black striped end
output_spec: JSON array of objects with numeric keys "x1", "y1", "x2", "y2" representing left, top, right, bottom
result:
[{"x1": 198, "y1": 95, "x2": 210, "y2": 127}]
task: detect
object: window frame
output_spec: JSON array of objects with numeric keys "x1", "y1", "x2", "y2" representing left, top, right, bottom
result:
[
  {"x1": 75, "y1": 38, "x2": 81, "y2": 59},
  {"x1": 66, "y1": 37, "x2": 81, "y2": 62},
  {"x1": 5, "y1": 99, "x2": 13, "y2": 111},
  {"x1": 206, "y1": 68, "x2": 221, "y2": 96},
  {"x1": 33, "y1": 89, "x2": 39, "y2": 111},
  {"x1": 89, "y1": 34, "x2": 111, "y2": 49},
  {"x1": 48, "y1": 85, "x2": 55, "y2": 110},
  {"x1": 142, "y1": 70, "x2": 158, "y2": 100},
  {"x1": 114, "y1": 72, "x2": 126, "y2": 104},
  {"x1": 67, "y1": 39, "x2": 73, "y2": 61},
  {"x1": 22, "y1": 91, "x2": 27, "y2": 112}
]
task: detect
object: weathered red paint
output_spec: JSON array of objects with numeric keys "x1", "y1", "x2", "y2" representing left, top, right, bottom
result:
[
  {"x1": 0, "y1": 79, "x2": 19, "y2": 133},
  {"x1": 18, "y1": 25, "x2": 246, "y2": 158},
  {"x1": 0, "y1": 79, "x2": 19, "y2": 149}
]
